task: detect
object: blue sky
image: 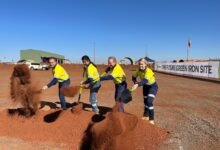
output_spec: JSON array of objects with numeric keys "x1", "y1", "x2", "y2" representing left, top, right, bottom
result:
[{"x1": 0, "y1": 0, "x2": 219, "y2": 63}]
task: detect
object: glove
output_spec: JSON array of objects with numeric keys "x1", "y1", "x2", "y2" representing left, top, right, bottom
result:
[
  {"x1": 81, "y1": 84, "x2": 89, "y2": 89},
  {"x1": 131, "y1": 84, "x2": 138, "y2": 91},
  {"x1": 42, "y1": 85, "x2": 48, "y2": 90},
  {"x1": 80, "y1": 80, "x2": 84, "y2": 85}
]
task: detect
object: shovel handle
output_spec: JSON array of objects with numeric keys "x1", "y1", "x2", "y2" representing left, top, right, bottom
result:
[
  {"x1": 78, "y1": 86, "x2": 84, "y2": 103},
  {"x1": 129, "y1": 88, "x2": 136, "y2": 92},
  {"x1": 100, "y1": 72, "x2": 106, "y2": 77},
  {"x1": 79, "y1": 86, "x2": 83, "y2": 94},
  {"x1": 78, "y1": 69, "x2": 86, "y2": 103}
]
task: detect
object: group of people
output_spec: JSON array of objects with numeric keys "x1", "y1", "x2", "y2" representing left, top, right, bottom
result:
[{"x1": 42, "y1": 56, "x2": 158, "y2": 125}]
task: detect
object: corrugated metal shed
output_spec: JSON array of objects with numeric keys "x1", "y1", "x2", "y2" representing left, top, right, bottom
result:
[{"x1": 20, "y1": 49, "x2": 65, "y2": 63}]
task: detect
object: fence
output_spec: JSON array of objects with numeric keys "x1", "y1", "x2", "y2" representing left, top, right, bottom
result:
[{"x1": 154, "y1": 61, "x2": 220, "y2": 79}]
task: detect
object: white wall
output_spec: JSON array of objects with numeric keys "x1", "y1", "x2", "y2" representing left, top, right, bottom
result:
[{"x1": 155, "y1": 61, "x2": 220, "y2": 79}]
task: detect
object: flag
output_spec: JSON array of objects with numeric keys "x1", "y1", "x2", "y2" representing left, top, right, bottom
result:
[{"x1": 188, "y1": 39, "x2": 191, "y2": 48}]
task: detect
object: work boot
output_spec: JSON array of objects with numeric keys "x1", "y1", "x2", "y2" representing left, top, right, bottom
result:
[
  {"x1": 141, "y1": 116, "x2": 149, "y2": 121},
  {"x1": 95, "y1": 110, "x2": 99, "y2": 115},
  {"x1": 93, "y1": 107, "x2": 99, "y2": 115},
  {"x1": 149, "y1": 120, "x2": 155, "y2": 125}
]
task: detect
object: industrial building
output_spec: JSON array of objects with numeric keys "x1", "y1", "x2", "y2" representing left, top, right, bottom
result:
[{"x1": 20, "y1": 49, "x2": 65, "y2": 64}]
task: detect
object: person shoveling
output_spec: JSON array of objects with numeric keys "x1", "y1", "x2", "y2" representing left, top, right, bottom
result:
[
  {"x1": 61, "y1": 55, "x2": 101, "y2": 114},
  {"x1": 42, "y1": 57, "x2": 71, "y2": 110},
  {"x1": 100, "y1": 56, "x2": 127, "y2": 112},
  {"x1": 78, "y1": 55, "x2": 101, "y2": 114},
  {"x1": 121, "y1": 58, "x2": 159, "y2": 125}
]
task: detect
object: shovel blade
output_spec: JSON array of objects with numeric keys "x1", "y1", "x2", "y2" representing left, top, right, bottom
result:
[
  {"x1": 60, "y1": 86, "x2": 80, "y2": 97},
  {"x1": 120, "y1": 89, "x2": 132, "y2": 104}
]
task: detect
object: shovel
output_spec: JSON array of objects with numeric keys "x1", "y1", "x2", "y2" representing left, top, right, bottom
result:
[
  {"x1": 60, "y1": 86, "x2": 80, "y2": 97},
  {"x1": 120, "y1": 88, "x2": 135, "y2": 104},
  {"x1": 71, "y1": 69, "x2": 86, "y2": 113},
  {"x1": 71, "y1": 86, "x2": 84, "y2": 113},
  {"x1": 77, "y1": 86, "x2": 83, "y2": 104}
]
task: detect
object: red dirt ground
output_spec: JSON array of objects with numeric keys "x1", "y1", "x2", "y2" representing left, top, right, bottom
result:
[
  {"x1": 0, "y1": 109, "x2": 92, "y2": 149},
  {"x1": 0, "y1": 64, "x2": 219, "y2": 149},
  {"x1": 0, "y1": 109, "x2": 167, "y2": 149}
]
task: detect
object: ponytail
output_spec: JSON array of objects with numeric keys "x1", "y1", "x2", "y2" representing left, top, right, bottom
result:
[{"x1": 91, "y1": 62, "x2": 97, "y2": 68}]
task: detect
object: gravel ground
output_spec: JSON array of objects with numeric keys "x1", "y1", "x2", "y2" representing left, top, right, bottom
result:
[{"x1": 0, "y1": 64, "x2": 219, "y2": 149}]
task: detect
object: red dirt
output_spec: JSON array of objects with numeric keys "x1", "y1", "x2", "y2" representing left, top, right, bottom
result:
[
  {"x1": 0, "y1": 109, "x2": 167, "y2": 149},
  {"x1": 10, "y1": 64, "x2": 41, "y2": 116},
  {"x1": 87, "y1": 112, "x2": 167, "y2": 150},
  {"x1": 60, "y1": 86, "x2": 80, "y2": 97},
  {"x1": 0, "y1": 109, "x2": 93, "y2": 149},
  {"x1": 1, "y1": 64, "x2": 219, "y2": 149},
  {"x1": 72, "y1": 103, "x2": 84, "y2": 114}
]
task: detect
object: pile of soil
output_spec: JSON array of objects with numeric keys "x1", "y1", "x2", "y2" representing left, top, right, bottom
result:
[
  {"x1": 10, "y1": 64, "x2": 41, "y2": 116},
  {"x1": 0, "y1": 109, "x2": 167, "y2": 149},
  {"x1": 0, "y1": 109, "x2": 93, "y2": 149},
  {"x1": 71, "y1": 102, "x2": 84, "y2": 114},
  {"x1": 82, "y1": 112, "x2": 167, "y2": 150}
]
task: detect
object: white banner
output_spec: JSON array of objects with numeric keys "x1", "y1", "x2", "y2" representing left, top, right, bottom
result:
[{"x1": 155, "y1": 61, "x2": 220, "y2": 79}]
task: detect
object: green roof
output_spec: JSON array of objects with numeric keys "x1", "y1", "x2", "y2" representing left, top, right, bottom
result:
[{"x1": 20, "y1": 49, "x2": 65, "y2": 63}]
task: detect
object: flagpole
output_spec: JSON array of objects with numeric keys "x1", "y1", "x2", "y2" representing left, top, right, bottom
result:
[
  {"x1": 187, "y1": 46, "x2": 189, "y2": 62},
  {"x1": 187, "y1": 39, "x2": 191, "y2": 62}
]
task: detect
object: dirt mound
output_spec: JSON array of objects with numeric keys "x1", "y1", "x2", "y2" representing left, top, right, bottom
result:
[
  {"x1": 0, "y1": 108, "x2": 167, "y2": 149},
  {"x1": 10, "y1": 64, "x2": 41, "y2": 116},
  {"x1": 81, "y1": 112, "x2": 167, "y2": 150},
  {"x1": 0, "y1": 109, "x2": 94, "y2": 149},
  {"x1": 71, "y1": 103, "x2": 83, "y2": 114},
  {"x1": 60, "y1": 85, "x2": 80, "y2": 97}
]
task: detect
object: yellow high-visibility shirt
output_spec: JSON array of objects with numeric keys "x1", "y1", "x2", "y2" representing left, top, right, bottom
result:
[
  {"x1": 133, "y1": 67, "x2": 156, "y2": 85},
  {"x1": 86, "y1": 63, "x2": 100, "y2": 83},
  {"x1": 52, "y1": 64, "x2": 69, "y2": 82},
  {"x1": 110, "y1": 64, "x2": 126, "y2": 84}
]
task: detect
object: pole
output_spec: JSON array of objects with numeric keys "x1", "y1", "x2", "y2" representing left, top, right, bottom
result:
[
  {"x1": 93, "y1": 42, "x2": 96, "y2": 63},
  {"x1": 187, "y1": 39, "x2": 191, "y2": 62},
  {"x1": 187, "y1": 46, "x2": 189, "y2": 62}
]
